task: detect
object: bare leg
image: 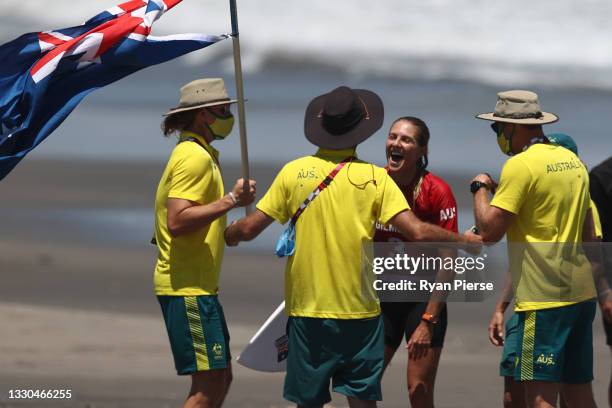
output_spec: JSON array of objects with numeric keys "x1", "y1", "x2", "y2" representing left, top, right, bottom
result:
[
  {"x1": 406, "y1": 346, "x2": 442, "y2": 408},
  {"x1": 216, "y1": 362, "x2": 233, "y2": 407},
  {"x1": 382, "y1": 344, "x2": 397, "y2": 372},
  {"x1": 503, "y1": 377, "x2": 527, "y2": 408},
  {"x1": 523, "y1": 381, "x2": 558, "y2": 408},
  {"x1": 184, "y1": 368, "x2": 229, "y2": 408},
  {"x1": 347, "y1": 396, "x2": 377, "y2": 408},
  {"x1": 560, "y1": 383, "x2": 597, "y2": 408},
  {"x1": 559, "y1": 387, "x2": 569, "y2": 408}
]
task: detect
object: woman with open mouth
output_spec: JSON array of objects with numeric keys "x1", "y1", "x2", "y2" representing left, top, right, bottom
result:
[{"x1": 376, "y1": 116, "x2": 458, "y2": 408}]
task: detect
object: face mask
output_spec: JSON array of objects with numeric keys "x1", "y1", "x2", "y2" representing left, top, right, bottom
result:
[
  {"x1": 491, "y1": 123, "x2": 514, "y2": 156},
  {"x1": 207, "y1": 113, "x2": 235, "y2": 140}
]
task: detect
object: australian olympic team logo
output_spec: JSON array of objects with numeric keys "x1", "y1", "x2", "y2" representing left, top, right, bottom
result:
[{"x1": 212, "y1": 342, "x2": 224, "y2": 359}]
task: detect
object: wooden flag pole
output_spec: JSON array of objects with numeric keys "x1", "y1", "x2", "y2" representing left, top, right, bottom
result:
[{"x1": 229, "y1": 0, "x2": 252, "y2": 214}]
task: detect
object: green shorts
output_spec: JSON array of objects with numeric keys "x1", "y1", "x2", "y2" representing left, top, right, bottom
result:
[
  {"x1": 158, "y1": 295, "x2": 231, "y2": 375},
  {"x1": 500, "y1": 313, "x2": 520, "y2": 377},
  {"x1": 510, "y1": 301, "x2": 595, "y2": 384},
  {"x1": 284, "y1": 315, "x2": 384, "y2": 407}
]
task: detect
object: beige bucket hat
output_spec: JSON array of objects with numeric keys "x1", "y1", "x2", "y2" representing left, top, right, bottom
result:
[
  {"x1": 164, "y1": 78, "x2": 238, "y2": 116},
  {"x1": 476, "y1": 90, "x2": 558, "y2": 125}
]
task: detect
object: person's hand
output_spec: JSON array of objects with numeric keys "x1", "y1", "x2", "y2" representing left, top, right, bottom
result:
[
  {"x1": 231, "y1": 178, "x2": 256, "y2": 207},
  {"x1": 488, "y1": 310, "x2": 505, "y2": 346},
  {"x1": 407, "y1": 321, "x2": 432, "y2": 360},
  {"x1": 471, "y1": 173, "x2": 498, "y2": 194},
  {"x1": 462, "y1": 228, "x2": 483, "y2": 255},
  {"x1": 599, "y1": 291, "x2": 612, "y2": 323}
]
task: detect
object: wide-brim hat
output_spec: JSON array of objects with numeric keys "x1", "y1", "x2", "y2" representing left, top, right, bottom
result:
[
  {"x1": 164, "y1": 78, "x2": 238, "y2": 116},
  {"x1": 304, "y1": 86, "x2": 384, "y2": 149},
  {"x1": 476, "y1": 90, "x2": 558, "y2": 125}
]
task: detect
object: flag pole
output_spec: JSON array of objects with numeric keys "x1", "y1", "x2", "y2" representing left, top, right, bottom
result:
[{"x1": 229, "y1": 0, "x2": 252, "y2": 214}]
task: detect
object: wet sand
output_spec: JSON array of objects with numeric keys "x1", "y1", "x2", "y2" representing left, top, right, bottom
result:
[{"x1": 0, "y1": 159, "x2": 610, "y2": 407}]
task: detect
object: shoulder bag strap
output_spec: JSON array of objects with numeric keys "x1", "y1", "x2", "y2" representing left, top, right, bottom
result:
[{"x1": 289, "y1": 156, "x2": 354, "y2": 225}]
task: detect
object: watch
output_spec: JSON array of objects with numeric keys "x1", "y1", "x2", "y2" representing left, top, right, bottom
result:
[
  {"x1": 470, "y1": 180, "x2": 489, "y2": 194},
  {"x1": 422, "y1": 313, "x2": 438, "y2": 325}
]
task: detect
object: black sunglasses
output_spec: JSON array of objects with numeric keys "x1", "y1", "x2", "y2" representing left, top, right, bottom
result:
[
  {"x1": 490, "y1": 122, "x2": 500, "y2": 135},
  {"x1": 210, "y1": 104, "x2": 232, "y2": 118}
]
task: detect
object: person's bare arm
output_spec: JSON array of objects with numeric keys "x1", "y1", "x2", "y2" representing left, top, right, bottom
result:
[
  {"x1": 390, "y1": 209, "x2": 480, "y2": 359},
  {"x1": 225, "y1": 209, "x2": 275, "y2": 246},
  {"x1": 583, "y1": 208, "x2": 612, "y2": 322},
  {"x1": 488, "y1": 272, "x2": 514, "y2": 346},
  {"x1": 407, "y1": 246, "x2": 455, "y2": 360},
  {"x1": 471, "y1": 174, "x2": 514, "y2": 243},
  {"x1": 167, "y1": 178, "x2": 255, "y2": 237},
  {"x1": 423, "y1": 247, "x2": 456, "y2": 308},
  {"x1": 389, "y1": 210, "x2": 481, "y2": 247}
]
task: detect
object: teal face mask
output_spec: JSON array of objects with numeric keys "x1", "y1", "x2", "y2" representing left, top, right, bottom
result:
[{"x1": 207, "y1": 114, "x2": 235, "y2": 140}]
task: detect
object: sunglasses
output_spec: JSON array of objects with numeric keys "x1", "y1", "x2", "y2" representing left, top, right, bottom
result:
[
  {"x1": 210, "y1": 104, "x2": 232, "y2": 118},
  {"x1": 490, "y1": 122, "x2": 500, "y2": 135}
]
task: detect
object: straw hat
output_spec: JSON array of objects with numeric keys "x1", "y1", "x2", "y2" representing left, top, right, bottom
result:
[
  {"x1": 476, "y1": 90, "x2": 558, "y2": 125},
  {"x1": 164, "y1": 78, "x2": 238, "y2": 116}
]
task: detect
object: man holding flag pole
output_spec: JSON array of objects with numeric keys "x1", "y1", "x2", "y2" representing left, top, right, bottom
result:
[
  {"x1": 154, "y1": 77, "x2": 256, "y2": 408},
  {"x1": 151, "y1": 3, "x2": 256, "y2": 407},
  {"x1": 0, "y1": 1, "x2": 257, "y2": 406}
]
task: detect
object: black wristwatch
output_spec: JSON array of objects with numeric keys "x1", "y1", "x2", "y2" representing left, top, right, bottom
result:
[{"x1": 470, "y1": 181, "x2": 489, "y2": 194}]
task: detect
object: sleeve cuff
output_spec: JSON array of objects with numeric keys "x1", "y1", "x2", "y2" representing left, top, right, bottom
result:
[
  {"x1": 168, "y1": 192, "x2": 204, "y2": 204},
  {"x1": 380, "y1": 206, "x2": 410, "y2": 225},
  {"x1": 256, "y1": 203, "x2": 288, "y2": 224},
  {"x1": 490, "y1": 199, "x2": 519, "y2": 215}
]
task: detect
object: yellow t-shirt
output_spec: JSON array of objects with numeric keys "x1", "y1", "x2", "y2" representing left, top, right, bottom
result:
[
  {"x1": 490, "y1": 143, "x2": 596, "y2": 311},
  {"x1": 591, "y1": 199, "x2": 603, "y2": 239},
  {"x1": 153, "y1": 132, "x2": 226, "y2": 296},
  {"x1": 257, "y1": 148, "x2": 410, "y2": 319}
]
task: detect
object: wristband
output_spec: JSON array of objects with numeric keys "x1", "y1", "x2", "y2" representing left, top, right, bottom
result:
[
  {"x1": 228, "y1": 191, "x2": 238, "y2": 206},
  {"x1": 598, "y1": 288, "x2": 611, "y2": 298},
  {"x1": 470, "y1": 181, "x2": 489, "y2": 194},
  {"x1": 422, "y1": 313, "x2": 438, "y2": 325}
]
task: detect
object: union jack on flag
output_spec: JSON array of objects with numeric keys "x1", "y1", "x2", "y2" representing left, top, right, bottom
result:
[{"x1": 0, "y1": 0, "x2": 227, "y2": 180}]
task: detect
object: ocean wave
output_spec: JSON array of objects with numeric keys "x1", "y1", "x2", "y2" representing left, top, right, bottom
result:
[{"x1": 1, "y1": 0, "x2": 611, "y2": 89}]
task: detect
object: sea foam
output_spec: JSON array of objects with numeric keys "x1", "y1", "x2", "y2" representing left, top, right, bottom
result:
[{"x1": 1, "y1": 0, "x2": 611, "y2": 88}]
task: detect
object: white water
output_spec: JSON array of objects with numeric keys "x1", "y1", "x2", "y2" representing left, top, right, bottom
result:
[{"x1": 1, "y1": 0, "x2": 612, "y2": 89}]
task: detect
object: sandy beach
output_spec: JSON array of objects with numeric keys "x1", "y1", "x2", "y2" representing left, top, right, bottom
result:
[
  {"x1": 0, "y1": 0, "x2": 611, "y2": 404},
  {"x1": 0, "y1": 159, "x2": 610, "y2": 407}
]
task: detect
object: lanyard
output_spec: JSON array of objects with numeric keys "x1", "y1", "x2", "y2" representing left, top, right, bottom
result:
[
  {"x1": 289, "y1": 156, "x2": 354, "y2": 226},
  {"x1": 181, "y1": 136, "x2": 221, "y2": 168}
]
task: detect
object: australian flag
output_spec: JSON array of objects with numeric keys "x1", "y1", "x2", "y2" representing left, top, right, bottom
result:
[{"x1": 0, "y1": 0, "x2": 227, "y2": 180}]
